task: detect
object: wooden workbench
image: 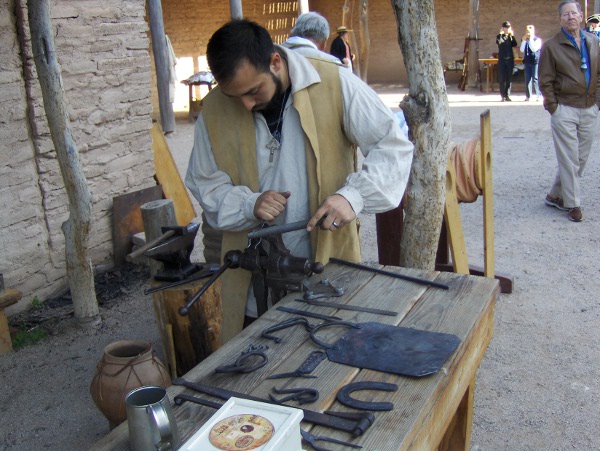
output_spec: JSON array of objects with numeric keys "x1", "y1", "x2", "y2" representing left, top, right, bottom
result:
[
  {"x1": 479, "y1": 57, "x2": 524, "y2": 93},
  {"x1": 91, "y1": 263, "x2": 498, "y2": 451}
]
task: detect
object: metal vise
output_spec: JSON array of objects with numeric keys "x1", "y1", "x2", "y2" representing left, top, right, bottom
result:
[
  {"x1": 145, "y1": 223, "x2": 201, "y2": 281},
  {"x1": 179, "y1": 221, "x2": 324, "y2": 317}
]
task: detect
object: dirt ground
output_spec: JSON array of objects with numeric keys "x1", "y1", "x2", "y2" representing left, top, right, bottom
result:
[{"x1": 1, "y1": 83, "x2": 599, "y2": 450}]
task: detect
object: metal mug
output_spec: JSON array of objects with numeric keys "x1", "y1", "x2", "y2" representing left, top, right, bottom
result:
[{"x1": 125, "y1": 385, "x2": 181, "y2": 451}]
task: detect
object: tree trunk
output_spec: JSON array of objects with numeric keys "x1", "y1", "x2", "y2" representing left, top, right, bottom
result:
[
  {"x1": 391, "y1": 0, "x2": 452, "y2": 270},
  {"x1": 28, "y1": 0, "x2": 100, "y2": 325},
  {"x1": 148, "y1": 0, "x2": 176, "y2": 133},
  {"x1": 358, "y1": 0, "x2": 370, "y2": 82}
]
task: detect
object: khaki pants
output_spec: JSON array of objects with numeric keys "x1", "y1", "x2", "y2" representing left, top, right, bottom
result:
[{"x1": 549, "y1": 104, "x2": 599, "y2": 208}]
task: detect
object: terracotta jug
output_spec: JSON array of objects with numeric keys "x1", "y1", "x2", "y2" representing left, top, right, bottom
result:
[{"x1": 90, "y1": 340, "x2": 171, "y2": 428}]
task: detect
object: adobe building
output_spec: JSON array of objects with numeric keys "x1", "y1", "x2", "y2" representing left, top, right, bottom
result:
[{"x1": 0, "y1": 0, "x2": 593, "y2": 314}]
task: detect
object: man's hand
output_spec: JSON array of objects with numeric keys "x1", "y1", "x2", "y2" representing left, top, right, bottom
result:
[
  {"x1": 254, "y1": 191, "x2": 290, "y2": 221},
  {"x1": 306, "y1": 194, "x2": 356, "y2": 232}
]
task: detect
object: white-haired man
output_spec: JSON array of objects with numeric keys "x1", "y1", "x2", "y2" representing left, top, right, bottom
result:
[
  {"x1": 282, "y1": 12, "x2": 342, "y2": 64},
  {"x1": 539, "y1": 0, "x2": 600, "y2": 222}
]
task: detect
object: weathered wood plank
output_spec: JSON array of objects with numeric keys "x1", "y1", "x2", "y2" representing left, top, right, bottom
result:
[
  {"x1": 305, "y1": 271, "x2": 498, "y2": 449},
  {"x1": 90, "y1": 268, "x2": 498, "y2": 451}
]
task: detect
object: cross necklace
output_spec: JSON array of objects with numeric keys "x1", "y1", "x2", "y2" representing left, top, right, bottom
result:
[{"x1": 266, "y1": 87, "x2": 291, "y2": 162}]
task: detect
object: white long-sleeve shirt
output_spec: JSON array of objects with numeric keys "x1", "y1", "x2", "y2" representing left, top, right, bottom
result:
[
  {"x1": 185, "y1": 47, "x2": 413, "y2": 260},
  {"x1": 520, "y1": 36, "x2": 542, "y2": 54}
]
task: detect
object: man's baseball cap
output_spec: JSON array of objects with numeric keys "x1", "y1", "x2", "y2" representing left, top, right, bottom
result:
[{"x1": 502, "y1": 21, "x2": 511, "y2": 28}]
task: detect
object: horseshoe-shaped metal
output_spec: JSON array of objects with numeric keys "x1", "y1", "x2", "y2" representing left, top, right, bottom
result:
[
  {"x1": 336, "y1": 381, "x2": 398, "y2": 411},
  {"x1": 309, "y1": 321, "x2": 361, "y2": 350}
]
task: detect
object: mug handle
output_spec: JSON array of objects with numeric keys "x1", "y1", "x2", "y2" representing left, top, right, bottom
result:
[{"x1": 147, "y1": 403, "x2": 173, "y2": 450}]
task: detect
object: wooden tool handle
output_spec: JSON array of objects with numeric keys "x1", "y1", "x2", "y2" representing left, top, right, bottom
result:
[{"x1": 126, "y1": 229, "x2": 175, "y2": 262}]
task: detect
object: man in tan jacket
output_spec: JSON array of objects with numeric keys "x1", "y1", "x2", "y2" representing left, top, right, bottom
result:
[
  {"x1": 185, "y1": 20, "x2": 413, "y2": 343},
  {"x1": 539, "y1": 0, "x2": 600, "y2": 222}
]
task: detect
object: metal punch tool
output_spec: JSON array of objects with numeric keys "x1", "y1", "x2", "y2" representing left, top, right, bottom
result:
[{"x1": 300, "y1": 429, "x2": 362, "y2": 451}]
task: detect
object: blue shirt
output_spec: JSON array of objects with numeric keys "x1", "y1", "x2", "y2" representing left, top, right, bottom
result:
[{"x1": 562, "y1": 28, "x2": 591, "y2": 89}]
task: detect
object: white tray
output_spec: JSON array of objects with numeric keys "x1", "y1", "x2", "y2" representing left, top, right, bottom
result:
[{"x1": 180, "y1": 397, "x2": 303, "y2": 451}]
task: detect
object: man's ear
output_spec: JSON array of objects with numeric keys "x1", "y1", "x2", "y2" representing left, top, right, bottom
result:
[{"x1": 270, "y1": 52, "x2": 282, "y2": 72}]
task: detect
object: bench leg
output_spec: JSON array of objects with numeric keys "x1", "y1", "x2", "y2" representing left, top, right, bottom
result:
[
  {"x1": 439, "y1": 377, "x2": 475, "y2": 451},
  {"x1": 0, "y1": 310, "x2": 13, "y2": 355}
]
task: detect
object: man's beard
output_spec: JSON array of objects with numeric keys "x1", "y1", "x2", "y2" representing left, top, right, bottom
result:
[{"x1": 252, "y1": 72, "x2": 285, "y2": 112}]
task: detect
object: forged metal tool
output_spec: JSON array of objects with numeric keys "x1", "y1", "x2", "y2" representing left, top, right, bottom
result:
[
  {"x1": 143, "y1": 264, "x2": 220, "y2": 295},
  {"x1": 276, "y1": 306, "x2": 342, "y2": 321},
  {"x1": 214, "y1": 344, "x2": 269, "y2": 374},
  {"x1": 173, "y1": 394, "x2": 223, "y2": 409},
  {"x1": 247, "y1": 219, "x2": 310, "y2": 239},
  {"x1": 303, "y1": 278, "x2": 345, "y2": 300},
  {"x1": 294, "y1": 298, "x2": 398, "y2": 317},
  {"x1": 144, "y1": 223, "x2": 201, "y2": 281},
  {"x1": 329, "y1": 257, "x2": 450, "y2": 290},
  {"x1": 172, "y1": 394, "x2": 362, "y2": 450},
  {"x1": 309, "y1": 321, "x2": 461, "y2": 377},
  {"x1": 171, "y1": 378, "x2": 374, "y2": 436},
  {"x1": 179, "y1": 223, "x2": 324, "y2": 317},
  {"x1": 336, "y1": 381, "x2": 398, "y2": 411},
  {"x1": 269, "y1": 386, "x2": 319, "y2": 405},
  {"x1": 300, "y1": 429, "x2": 363, "y2": 451},
  {"x1": 267, "y1": 350, "x2": 327, "y2": 380},
  {"x1": 261, "y1": 317, "x2": 315, "y2": 343}
]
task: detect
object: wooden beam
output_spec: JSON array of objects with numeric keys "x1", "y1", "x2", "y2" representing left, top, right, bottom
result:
[
  {"x1": 148, "y1": 0, "x2": 176, "y2": 133},
  {"x1": 298, "y1": 0, "x2": 309, "y2": 14},
  {"x1": 466, "y1": 0, "x2": 479, "y2": 89},
  {"x1": 480, "y1": 110, "x2": 494, "y2": 279}
]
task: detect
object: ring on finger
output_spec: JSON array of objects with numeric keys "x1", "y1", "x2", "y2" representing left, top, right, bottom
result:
[{"x1": 332, "y1": 221, "x2": 339, "y2": 228}]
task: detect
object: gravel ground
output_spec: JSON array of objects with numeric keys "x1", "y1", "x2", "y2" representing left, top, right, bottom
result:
[{"x1": 1, "y1": 84, "x2": 599, "y2": 450}]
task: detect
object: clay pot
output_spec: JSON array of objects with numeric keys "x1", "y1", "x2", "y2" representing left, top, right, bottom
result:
[{"x1": 90, "y1": 340, "x2": 171, "y2": 427}]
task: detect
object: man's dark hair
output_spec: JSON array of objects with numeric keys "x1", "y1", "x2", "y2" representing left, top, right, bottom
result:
[{"x1": 206, "y1": 20, "x2": 275, "y2": 84}]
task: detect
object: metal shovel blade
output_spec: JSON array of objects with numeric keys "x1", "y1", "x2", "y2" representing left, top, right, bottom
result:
[{"x1": 325, "y1": 322, "x2": 461, "y2": 377}]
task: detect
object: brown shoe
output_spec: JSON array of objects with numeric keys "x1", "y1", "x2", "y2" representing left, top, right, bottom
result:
[
  {"x1": 568, "y1": 207, "x2": 582, "y2": 222},
  {"x1": 544, "y1": 194, "x2": 569, "y2": 211}
]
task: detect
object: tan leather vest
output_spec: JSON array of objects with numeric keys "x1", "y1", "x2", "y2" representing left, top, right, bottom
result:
[{"x1": 202, "y1": 58, "x2": 360, "y2": 344}]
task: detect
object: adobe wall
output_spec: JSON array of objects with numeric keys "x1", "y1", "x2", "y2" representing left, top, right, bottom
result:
[
  {"x1": 156, "y1": 0, "x2": 569, "y2": 103},
  {"x1": 1, "y1": 0, "x2": 155, "y2": 314},
  {"x1": 312, "y1": 0, "x2": 561, "y2": 83}
]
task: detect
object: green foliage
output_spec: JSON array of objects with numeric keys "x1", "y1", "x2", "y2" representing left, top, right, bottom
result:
[
  {"x1": 12, "y1": 326, "x2": 47, "y2": 349},
  {"x1": 31, "y1": 296, "x2": 42, "y2": 310}
]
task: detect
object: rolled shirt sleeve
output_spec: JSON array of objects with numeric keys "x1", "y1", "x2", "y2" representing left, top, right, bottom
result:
[
  {"x1": 336, "y1": 67, "x2": 414, "y2": 215},
  {"x1": 185, "y1": 116, "x2": 261, "y2": 232}
]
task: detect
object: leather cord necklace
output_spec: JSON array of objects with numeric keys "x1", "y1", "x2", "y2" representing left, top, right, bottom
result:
[{"x1": 266, "y1": 86, "x2": 291, "y2": 162}]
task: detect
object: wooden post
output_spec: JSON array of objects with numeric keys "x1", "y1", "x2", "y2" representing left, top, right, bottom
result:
[
  {"x1": 141, "y1": 199, "x2": 177, "y2": 277},
  {"x1": 466, "y1": 0, "x2": 480, "y2": 89},
  {"x1": 151, "y1": 278, "x2": 222, "y2": 376},
  {"x1": 444, "y1": 158, "x2": 469, "y2": 274},
  {"x1": 230, "y1": 0, "x2": 243, "y2": 19},
  {"x1": 0, "y1": 289, "x2": 21, "y2": 355},
  {"x1": 298, "y1": 0, "x2": 309, "y2": 14},
  {"x1": 148, "y1": 0, "x2": 175, "y2": 134},
  {"x1": 480, "y1": 110, "x2": 494, "y2": 278}
]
